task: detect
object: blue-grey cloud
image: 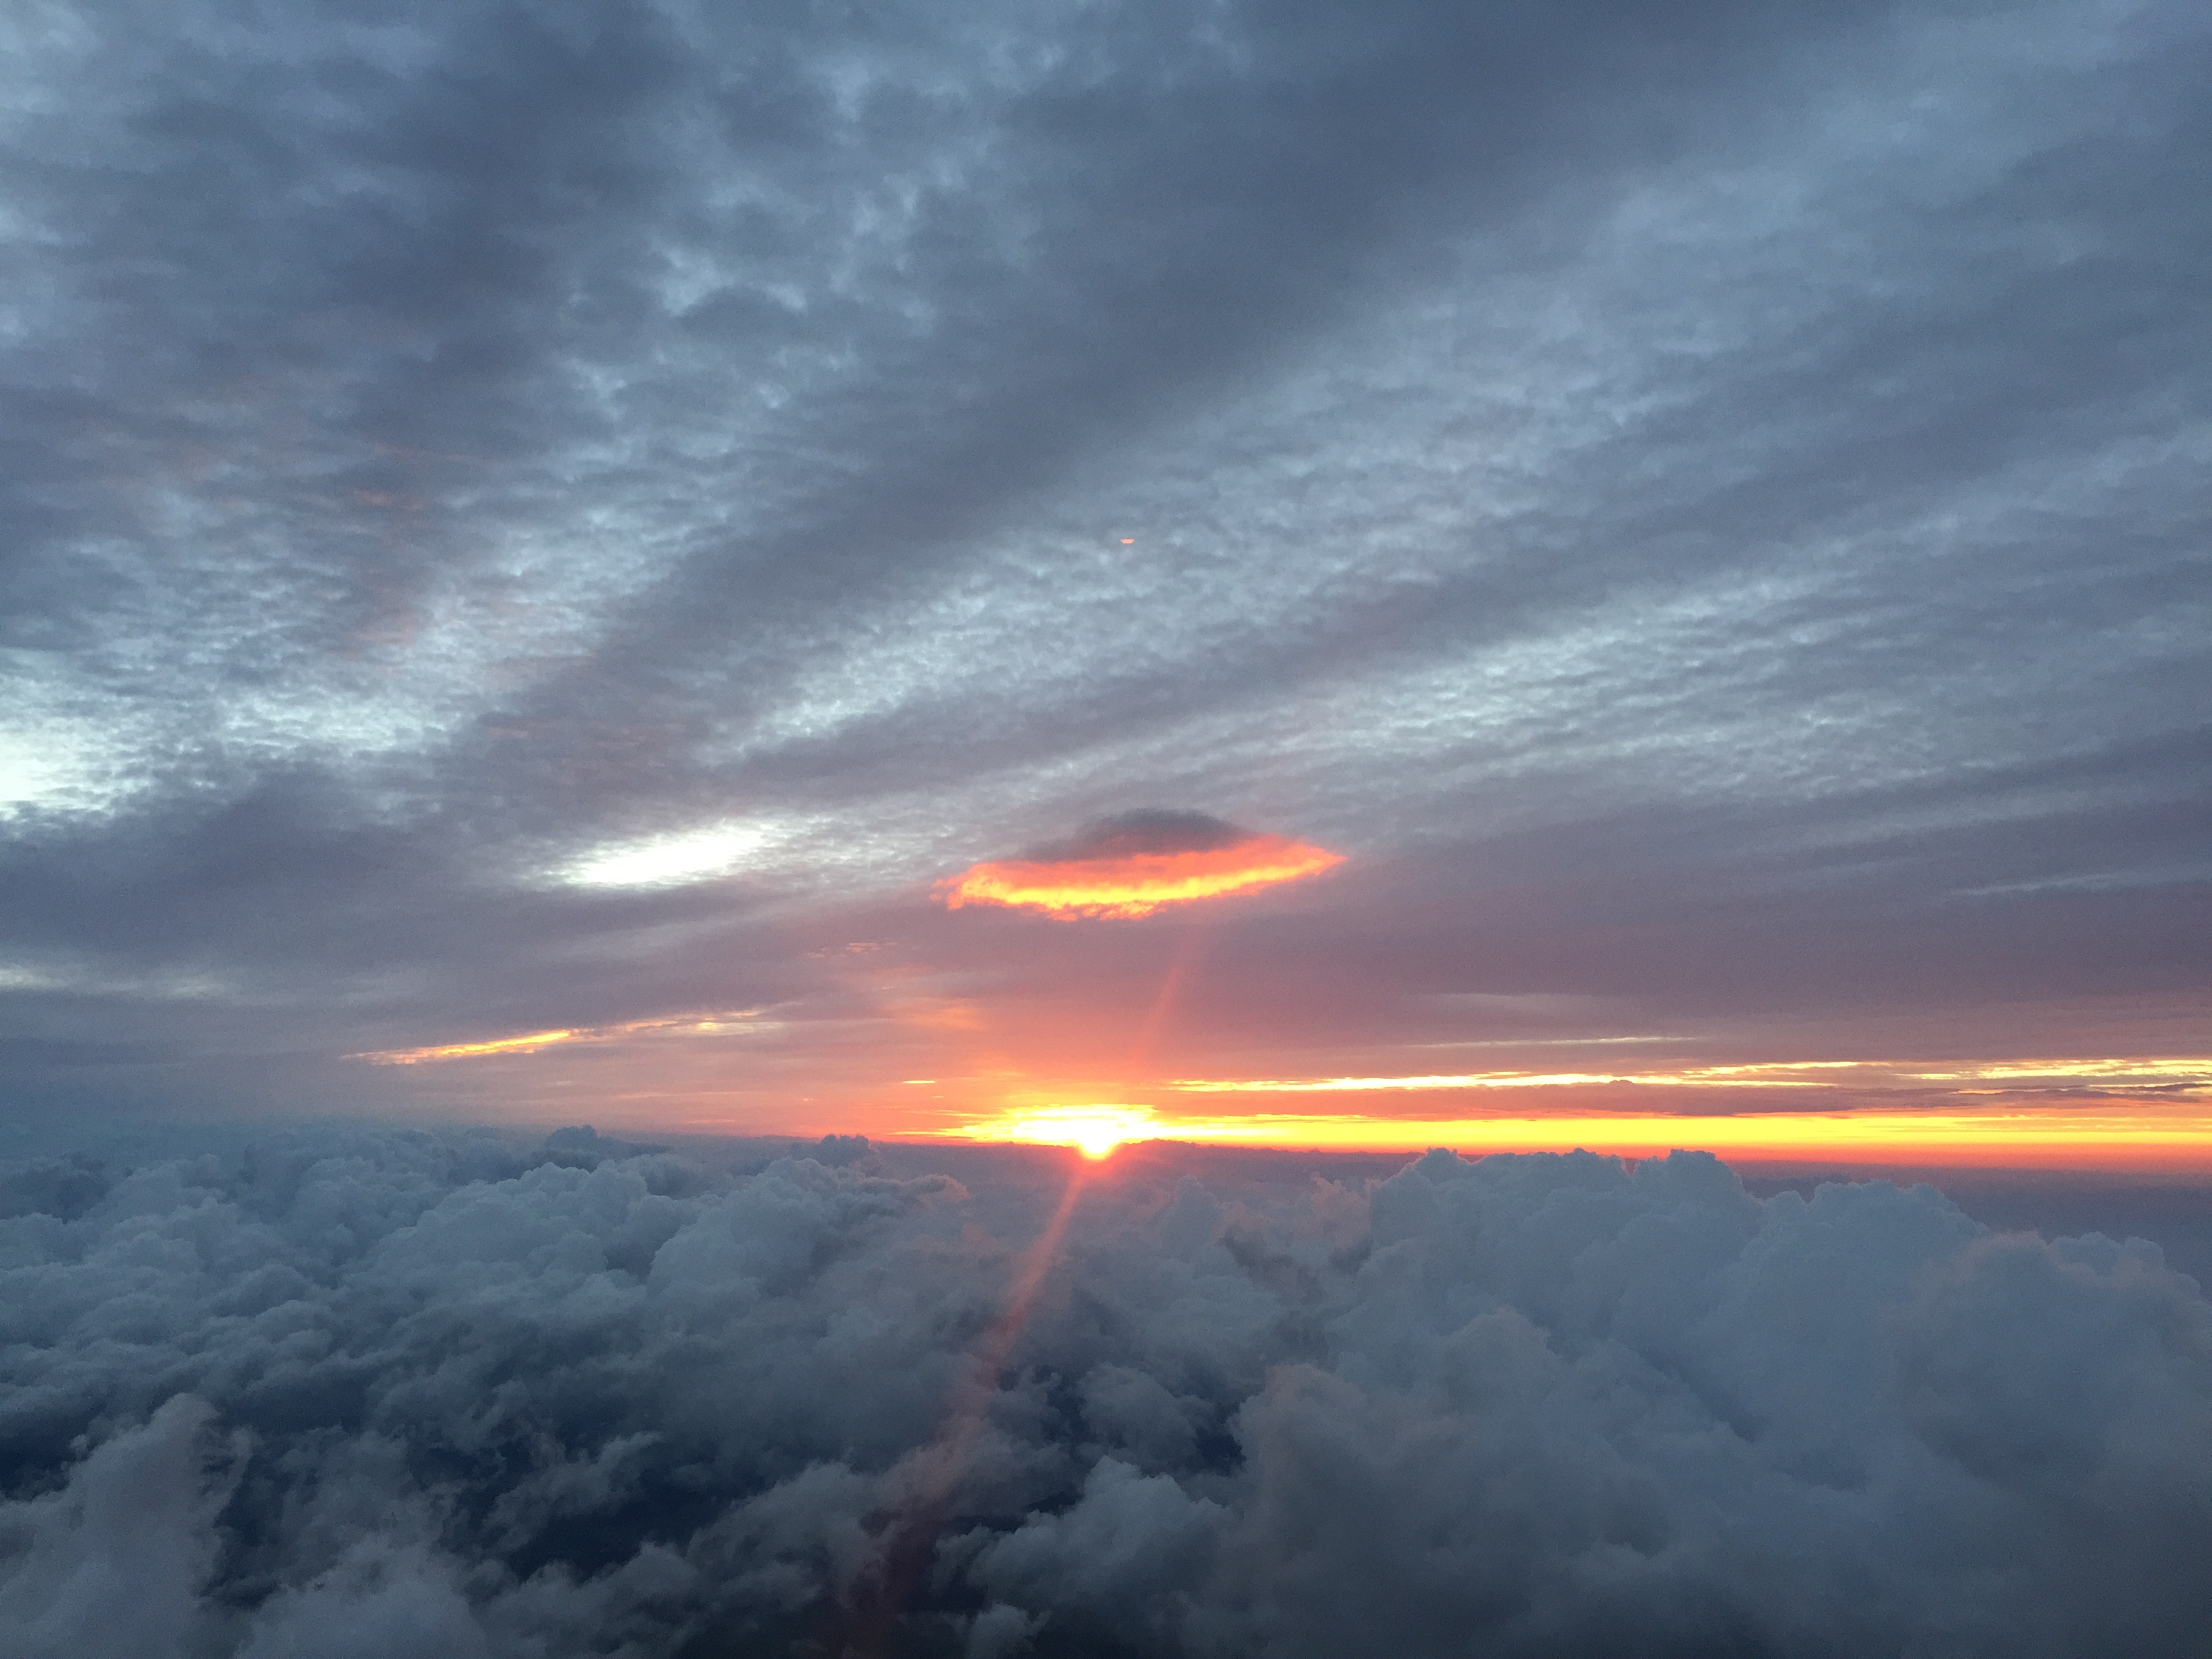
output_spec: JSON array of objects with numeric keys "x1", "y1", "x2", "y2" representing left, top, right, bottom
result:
[{"x1": 2, "y1": 1132, "x2": 2209, "y2": 1656}]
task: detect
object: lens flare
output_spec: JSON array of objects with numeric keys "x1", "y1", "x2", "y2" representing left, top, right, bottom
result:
[{"x1": 941, "y1": 833, "x2": 1343, "y2": 919}]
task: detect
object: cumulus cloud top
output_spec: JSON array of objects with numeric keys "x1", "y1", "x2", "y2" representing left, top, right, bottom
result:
[{"x1": 2, "y1": 1129, "x2": 2208, "y2": 1656}]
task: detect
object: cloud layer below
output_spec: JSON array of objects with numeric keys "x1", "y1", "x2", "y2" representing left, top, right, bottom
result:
[{"x1": 3, "y1": 1128, "x2": 2209, "y2": 1656}]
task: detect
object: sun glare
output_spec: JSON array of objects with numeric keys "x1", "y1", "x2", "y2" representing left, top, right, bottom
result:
[{"x1": 955, "y1": 1104, "x2": 1161, "y2": 1158}]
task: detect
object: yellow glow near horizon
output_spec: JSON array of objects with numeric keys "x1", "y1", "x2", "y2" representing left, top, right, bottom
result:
[
  {"x1": 1170, "y1": 1069, "x2": 1836, "y2": 1092},
  {"x1": 1168, "y1": 1056, "x2": 2212, "y2": 1094},
  {"x1": 348, "y1": 1022, "x2": 2212, "y2": 1168},
  {"x1": 1906, "y1": 1057, "x2": 2212, "y2": 1082},
  {"x1": 937, "y1": 1101, "x2": 2212, "y2": 1166}
]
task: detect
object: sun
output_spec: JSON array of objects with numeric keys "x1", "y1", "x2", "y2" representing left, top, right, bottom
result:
[
  {"x1": 950, "y1": 1103, "x2": 1158, "y2": 1159},
  {"x1": 1050, "y1": 1109, "x2": 1147, "y2": 1159}
]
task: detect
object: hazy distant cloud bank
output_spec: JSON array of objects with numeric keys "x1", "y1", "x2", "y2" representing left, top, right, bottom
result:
[{"x1": 3, "y1": 1132, "x2": 2207, "y2": 1657}]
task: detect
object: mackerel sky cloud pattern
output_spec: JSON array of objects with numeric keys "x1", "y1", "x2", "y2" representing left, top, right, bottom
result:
[{"x1": 0, "y1": 0, "x2": 2204, "y2": 1141}]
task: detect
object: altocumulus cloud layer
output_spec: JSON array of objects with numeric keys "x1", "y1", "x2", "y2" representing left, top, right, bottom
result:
[
  {"x1": 4, "y1": 1131, "x2": 2209, "y2": 1657},
  {"x1": 1, "y1": 0, "x2": 2207, "y2": 1113}
]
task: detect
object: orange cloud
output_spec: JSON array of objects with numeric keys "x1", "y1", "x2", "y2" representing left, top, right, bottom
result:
[
  {"x1": 349, "y1": 1009, "x2": 769, "y2": 1065},
  {"x1": 1168, "y1": 1055, "x2": 2212, "y2": 1097},
  {"x1": 356, "y1": 1028, "x2": 581, "y2": 1064},
  {"x1": 941, "y1": 832, "x2": 1344, "y2": 919}
]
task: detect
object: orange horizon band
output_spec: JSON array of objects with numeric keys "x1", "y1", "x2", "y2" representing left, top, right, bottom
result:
[{"x1": 934, "y1": 1105, "x2": 2212, "y2": 1168}]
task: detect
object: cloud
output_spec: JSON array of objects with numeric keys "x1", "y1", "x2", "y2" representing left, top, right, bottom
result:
[
  {"x1": 554, "y1": 824, "x2": 780, "y2": 890},
  {"x1": 349, "y1": 1011, "x2": 770, "y2": 1066},
  {"x1": 0, "y1": 0, "x2": 2205, "y2": 1115},
  {"x1": 3, "y1": 1128, "x2": 2209, "y2": 1656},
  {"x1": 237, "y1": 1542, "x2": 491, "y2": 1659},
  {"x1": 942, "y1": 811, "x2": 1344, "y2": 919},
  {"x1": 0, "y1": 1395, "x2": 232, "y2": 1659},
  {"x1": 1025, "y1": 812, "x2": 1263, "y2": 864}
]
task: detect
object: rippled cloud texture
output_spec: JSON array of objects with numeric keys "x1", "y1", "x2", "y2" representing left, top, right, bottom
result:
[
  {"x1": 2, "y1": 0, "x2": 2207, "y2": 1122},
  {"x1": 4, "y1": 1130, "x2": 2209, "y2": 1657}
]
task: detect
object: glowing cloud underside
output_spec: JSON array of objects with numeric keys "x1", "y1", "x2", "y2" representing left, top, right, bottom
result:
[
  {"x1": 941, "y1": 834, "x2": 1344, "y2": 918},
  {"x1": 1167, "y1": 1057, "x2": 2212, "y2": 1095},
  {"x1": 359, "y1": 1029, "x2": 580, "y2": 1064},
  {"x1": 349, "y1": 1009, "x2": 769, "y2": 1065}
]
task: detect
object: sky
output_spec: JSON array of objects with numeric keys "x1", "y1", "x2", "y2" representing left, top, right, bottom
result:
[{"x1": 3, "y1": 0, "x2": 2209, "y2": 1162}]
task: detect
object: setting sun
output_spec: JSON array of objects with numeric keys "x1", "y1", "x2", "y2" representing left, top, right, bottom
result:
[{"x1": 947, "y1": 1104, "x2": 1161, "y2": 1158}]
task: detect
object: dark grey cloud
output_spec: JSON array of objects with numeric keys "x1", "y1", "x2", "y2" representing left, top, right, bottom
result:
[
  {"x1": 1026, "y1": 810, "x2": 1254, "y2": 863},
  {"x1": 3, "y1": 1131, "x2": 2211, "y2": 1656},
  {"x1": 0, "y1": 0, "x2": 2207, "y2": 1111}
]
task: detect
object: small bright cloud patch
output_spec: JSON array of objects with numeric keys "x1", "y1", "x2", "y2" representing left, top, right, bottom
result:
[{"x1": 557, "y1": 823, "x2": 776, "y2": 889}]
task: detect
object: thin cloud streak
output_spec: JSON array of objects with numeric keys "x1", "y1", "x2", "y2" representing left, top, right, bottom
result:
[
  {"x1": 1168, "y1": 1057, "x2": 2212, "y2": 1095},
  {"x1": 352, "y1": 1010, "x2": 773, "y2": 1065}
]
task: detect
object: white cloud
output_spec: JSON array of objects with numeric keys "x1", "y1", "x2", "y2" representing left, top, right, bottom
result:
[{"x1": 554, "y1": 823, "x2": 780, "y2": 889}]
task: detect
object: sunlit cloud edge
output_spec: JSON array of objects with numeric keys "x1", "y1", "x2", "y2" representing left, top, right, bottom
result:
[
  {"x1": 349, "y1": 1008, "x2": 772, "y2": 1065},
  {"x1": 1168, "y1": 1057, "x2": 2212, "y2": 1094},
  {"x1": 939, "y1": 834, "x2": 1345, "y2": 919}
]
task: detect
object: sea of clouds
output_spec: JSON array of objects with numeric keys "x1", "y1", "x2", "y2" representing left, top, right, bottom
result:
[{"x1": 3, "y1": 1128, "x2": 2209, "y2": 1658}]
